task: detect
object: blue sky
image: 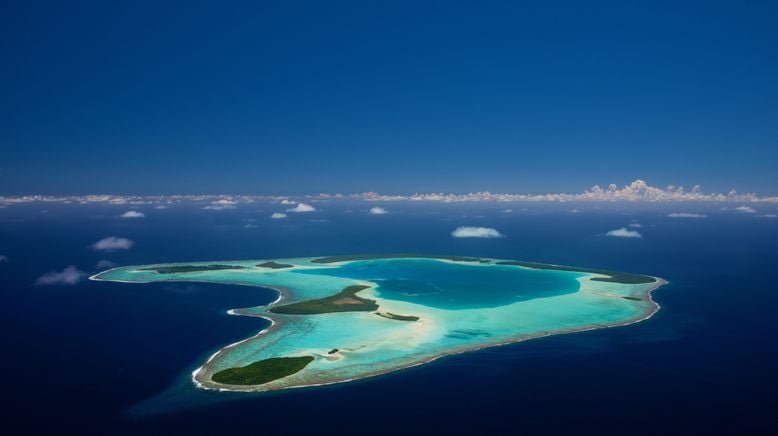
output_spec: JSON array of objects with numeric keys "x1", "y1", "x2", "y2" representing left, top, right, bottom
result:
[{"x1": 2, "y1": 0, "x2": 777, "y2": 195}]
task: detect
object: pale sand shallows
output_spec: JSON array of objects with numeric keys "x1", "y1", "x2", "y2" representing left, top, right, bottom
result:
[{"x1": 90, "y1": 256, "x2": 667, "y2": 392}]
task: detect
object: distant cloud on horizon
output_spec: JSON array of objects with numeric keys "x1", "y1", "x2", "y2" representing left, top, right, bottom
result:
[
  {"x1": 2, "y1": 180, "x2": 778, "y2": 207},
  {"x1": 668, "y1": 212, "x2": 707, "y2": 218},
  {"x1": 287, "y1": 203, "x2": 316, "y2": 213},
  {"x1": 606, "y1": 228, "x2": 643, "y2": 238},
  {"x1": 451, "y1": 226, "x2": 504, "y2": 238},
  {"x1": 369, "y1": 207, "x2": 388, "y2": 215},
  {"x1": 120, "y1": 210, "x2": 145, "y2": 219},
  {"x1": 271, "y1": 212, "x2": 287, "y2": 219},
  {"x1": 736, "y1": 206, "x2": 756, "y2": 213},
  {"x1": 34, "y1": 265, "x2": 86, "y2": 286},
  {"x1": 92, "y1": 236, "x2": 134, "y2": 252}
]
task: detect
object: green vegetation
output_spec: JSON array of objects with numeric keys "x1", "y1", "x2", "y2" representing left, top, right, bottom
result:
[
  {"x1": 256, "y1": 261, "x2": 294, "y2": 269},
  {"x1": 139, "y1": 264, "x2": 246, "y2": 274},
  {"x1": 375, "y1": 311, "x2": 420, "y2": 322},
  {"x1": 495, "y1": 260, "x2": 656, "y2": 284},
  {"x1": 211, "y1": 356, "x2": 314, "y2": 385},
  {"x1": 311, "y1": 254, "x2": 489, "y2": 264},
  {"x1": 269, "y1": 285, "x2": 378, "y2": 314},
  {"x1": 327, "y1": 348, "x2": 339, "y2": 354}
]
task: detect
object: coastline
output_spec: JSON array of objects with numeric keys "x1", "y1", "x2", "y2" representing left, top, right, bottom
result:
[{"x1": 92, "y1": 257, "x2": 668, "y2": 393}]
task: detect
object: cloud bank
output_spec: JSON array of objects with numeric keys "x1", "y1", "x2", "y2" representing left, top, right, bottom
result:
[
  {"x1": 2, "y1": 180, "x2": 778, "y2": 207},
  {"x1": 606, "y1": 228, "x2": 643, "y2": 238},
  {"x1": 120, "y1": 210, "x2": 145, "y2": 219},
  {"x1": 451, "y1": 226, "x2": 504, "y2": 238},
  {"x1": 34, "y1": 265, "x2": 86, "y2": 286},
  {"x1": 287, "y1": 203, "x2": 316, "y2": 213},
  {"x1": 668, "y1": 212, "x2": 707, "y2": 218},
  {"x1": 92, "y1": 237, "x2": 134, "y2": 252},
  {"x1": 369, "y1": 207, "x2": 388, "y2": 215}
]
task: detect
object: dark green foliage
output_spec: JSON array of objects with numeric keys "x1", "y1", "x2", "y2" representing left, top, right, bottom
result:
[
  {"x1": 211, "y1": 356, "x2": 315, "y2": 385},
  {"x1": 256, "y1": 261, "x2": 294, "y2": 269},
  {"x1": 622, "y1": 296, "x2": 643, "y2": 301},
  {"x1": 375, "y1": 312, "x2": 420, "y2": 321},
  {"x1": 139, "y1": 264, "x2": 246, "y2": 274},
  {"x1": 327, "y1": 349, "x2": 339, "y2": 354},
  {"x1": 311, "y1": 254, "x2": 488, "y2": 264},
  {"x1": 495, "y1": 261, "x2": 656, "y2": 284},
  {"x1": 269, "y1": 285, "x2": 377, "y2": 314}
]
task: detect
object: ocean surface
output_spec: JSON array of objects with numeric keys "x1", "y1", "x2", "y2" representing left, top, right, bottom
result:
[{"x1": 1, "y1": 202, "x2": 777, "y2": 434}]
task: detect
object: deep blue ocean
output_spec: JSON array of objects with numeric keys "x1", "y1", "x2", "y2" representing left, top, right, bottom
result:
[{"x1": 1, "y1": 202, "x2": 777, "y2": 434}]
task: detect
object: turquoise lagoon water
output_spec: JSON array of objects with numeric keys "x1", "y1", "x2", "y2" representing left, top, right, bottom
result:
[{"x1": 93, "y1": 257, "x2": 661, "y2": 391}]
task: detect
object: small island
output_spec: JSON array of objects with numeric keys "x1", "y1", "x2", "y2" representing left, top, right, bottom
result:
[
  {"x1": 91, "y1": 255, "x2": 666, "y2": 392},
  {"x1": 375, "y1": 311, "x2": 420, "y2": 322},
  {"x1": 269, "y1": 285, "x2": 377, "y2": 314},
  {"x1": 256, "y1": 261, "x2": 294, "y2": 269},
  {"x1": 212, "y1": 356, "x2": 315, "y2": 385}
]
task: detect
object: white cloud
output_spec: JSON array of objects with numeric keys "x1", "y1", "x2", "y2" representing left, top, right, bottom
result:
[
  {"x1": 570, "y1": 209, "x2": 580, "y2": 213},
  {"x1": 92, "y1": 236, "x2": 134, "y2": 252},
  {"x1": 34, "y1": 265, "x2": 86, "y2": 286},
  {"x1": 736, "y1": 206, "x2": 756, "y2": 213},
  {"x1": 369, "y1": 207, "x2": 388, "y2": 215},
  {"x1": 120, "y1": 210, "x2": 145, "y2": 219},
  {"x1": 757, "y1": 214, "x2": 777, "y2": 218},
  {"x1": 451, "y1": 226, "x2": 504, "y2": 238},
  {"x1": 96, "y1": 259, "x2": 116, "y2": 269},
  {"x1": 605, "y1": 228, "x2": 643, "y2": 239},
  {"x1": 287, "y1": 203, "x2": 316, "y2": 213},
  {"x1": 501, "y1": 209, "x2": 513, "y2": 213},
  {"x1": 668, "y1": 212, "x2": 707, "y2": 218},
  {"x1": 271, "y1": 212, "x2": 287, "y2": 219},
  {"x1": 3, "y1": 180, "x2": 778, "y2": 208},
  {"x1": 0, "y1": 255, "x2": 8, "y2": 263},
  {"x1": 154, "y1": 205, "x2": 168, "y2": 209},
  {"x1": 628, "y1": 222, "x2": 643, "y2": 228}
]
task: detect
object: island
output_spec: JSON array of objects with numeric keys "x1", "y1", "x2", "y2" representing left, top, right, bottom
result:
[
  {"x1": 256, "y1": 261, "x2": 294, "y2": 269},
  {"x1": 90, "y1": 255, "x2": 666, "y2": 392}
]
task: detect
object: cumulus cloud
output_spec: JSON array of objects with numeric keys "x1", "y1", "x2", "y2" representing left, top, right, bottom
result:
[
  {"x1": 92, "y1": 236, "x2": 134, "y2": 252},
  {"x1": 0, "y1": 254, "x2": 8, "y2": 263},
  {"x1": 606, "y1": 228, "x2": 643, "y2": 238},
  {"x1": 120, "y1": 210, "x2": 145, "y2": 219},
  {"x1": 369, "y1": 207, "x2": 388, "y2": 215},
  {"x1": 34, "y1": 265, "x2": 86, "y2": 286},
  {"x1": 736, "y1": 206, "x2": 756, "y2": 213},
  {"x1": 668, "y1": 212, "x2": 707, "y2": 218},
  {"x1": 451, "y1": 226, "x2": 504, "y2": 238},
  {"x1": 271, "y1": 212, "x2": 287, "y2": 219},
  {"x1": 287, "y1": 203, "x2": 316, "y2": 213},
  {"x1": 96, "y1": 259, "x2": 116, "y2": 269},
  {"x1": 628, "y1": 222, "x2": 642, "y2": 228},
  {"x1": 3, "y1": 180, "x2": 778, "y2": 207}
]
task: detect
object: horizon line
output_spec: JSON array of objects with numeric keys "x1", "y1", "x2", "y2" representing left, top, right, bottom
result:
[{"x1": 2, "y1": 180, "x2": 778, "y2": 206}]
